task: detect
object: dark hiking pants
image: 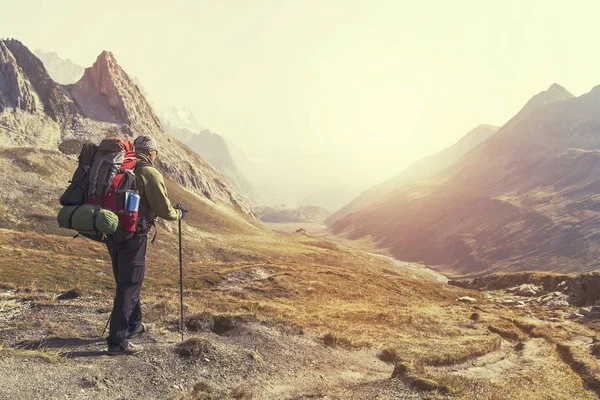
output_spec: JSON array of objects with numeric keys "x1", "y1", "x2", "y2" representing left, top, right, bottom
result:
[{"x1": 106, "y1": 234, "x2": 147, "y2": 348}]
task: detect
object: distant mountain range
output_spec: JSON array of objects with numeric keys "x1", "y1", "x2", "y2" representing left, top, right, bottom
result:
[
  {"x1": 254, "y1": 205, "x2": 330, "y2": 224},
  {"x1": 160, "y1": 105, "x2": 203, "y2": 132},
  {"x1": 33, "y1": 50, "x2": 85, "y2": 84},
  {"x1": 326, "y1": 124, "x2": 499, "y2": 225},
  {"x1": 160, "y1": 119, "x2": 263, "y2": 206},
  {"x1": 330, "y1": 83, "x2": 600, "y2": 277}
]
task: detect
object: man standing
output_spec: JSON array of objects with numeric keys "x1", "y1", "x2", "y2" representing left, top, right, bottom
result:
[{"x1": 106, "y1": 136, "x2": 185, "y2": 355}]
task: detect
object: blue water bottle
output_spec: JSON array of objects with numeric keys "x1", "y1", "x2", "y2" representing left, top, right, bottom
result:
[{"x1": 126, "y1": 192, "x2": 140, "y2": 212}]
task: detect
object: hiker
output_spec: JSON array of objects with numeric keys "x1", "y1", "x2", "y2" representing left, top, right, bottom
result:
[{"x1": 106, "y1": 136, "x2": 186, "y2": 355}]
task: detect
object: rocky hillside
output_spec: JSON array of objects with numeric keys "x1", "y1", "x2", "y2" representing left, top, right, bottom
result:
[
  {"x1": 254, "y1": 205, "x2": 330, "y2": 223},
  {"x1": 0, "y1": 39, "x2": 255, "y2": 220},
  {"x1": 326, "y1": 124, "x2": 499, "y2": 226},
  {"x1": 330, "y1": 83, "x2": 600, "y2": 277}
]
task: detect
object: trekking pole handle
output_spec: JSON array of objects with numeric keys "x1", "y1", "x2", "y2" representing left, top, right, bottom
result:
[{"x1": 175, "y1": 203, "x2": 188, "y2": 212}]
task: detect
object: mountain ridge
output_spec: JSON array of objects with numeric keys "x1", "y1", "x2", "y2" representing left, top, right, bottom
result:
[
  {"x1": 331, "y1": 83, "x2": 600, "y2": 277},
  {"x1": 326, "y1": 124, "x2": 499, "y2": 226}
]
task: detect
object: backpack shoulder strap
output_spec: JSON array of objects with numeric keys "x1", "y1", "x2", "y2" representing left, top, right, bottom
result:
[{"x1": 134, "y1": 159, "x2": 154, "y2": 173}]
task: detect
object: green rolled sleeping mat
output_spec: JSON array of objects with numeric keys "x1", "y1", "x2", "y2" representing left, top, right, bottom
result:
[{"x1": 57, "y1": 204, "x2": 119, "y2": 235}]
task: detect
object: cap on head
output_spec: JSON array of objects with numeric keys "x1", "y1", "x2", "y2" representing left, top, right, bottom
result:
[{"x1": 133, "y1": 136, "x2": 158, "y2": 154}]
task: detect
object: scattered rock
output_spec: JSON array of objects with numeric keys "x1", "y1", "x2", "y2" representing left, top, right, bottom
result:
[
  {"x1": 56, "y1": 288, "x2": 82, "y2": 300},
  {"x1": 557, "y1": 281, "x2": 568, "y2": 292},
  {"x1": 545, "y1": 299, "x2": 569, "y2": 308},
  {"x1": 457, "y1": 296, "x2": 476, "y2": 303},
  {"x1": 515, "y1": 284, "x2": 539, "y2": 297},
  {"x1": 566, "y1": 312, "x2": 583, "y2": 320},
  {"x1": 500, "y1": 299, "x2": 526, "y2": 307}
]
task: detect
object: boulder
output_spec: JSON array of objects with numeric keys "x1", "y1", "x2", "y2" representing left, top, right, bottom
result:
[
  {"x1": 557, "y1": 281, "x2": 568, "y2": 292},
  {"x1": 578, "y1": 308, "x2": 591, "y2": 315},
  {"x1": 515, "y1": 284, "x2": 539, "y2": 297},
  {"x1": 457, "y1": 296, "x2": 476, "y2": 303},
  {"x1": 501, "y1": 299, "x2": 527, "y2": 307},
  {"x1": 545, "y1": 299, "x2": 569, "y2": 308}
]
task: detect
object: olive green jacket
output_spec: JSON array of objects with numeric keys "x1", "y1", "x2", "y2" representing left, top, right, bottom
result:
[{"x1": 135, "y1": 154, "x2": 182, "y2": 221}]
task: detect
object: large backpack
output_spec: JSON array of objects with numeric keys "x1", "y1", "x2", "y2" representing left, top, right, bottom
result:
[{"x1": 58, "y1": 138, "x2": 139, "y2": 242}]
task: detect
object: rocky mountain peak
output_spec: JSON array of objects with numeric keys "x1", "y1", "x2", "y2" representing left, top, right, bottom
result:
[
  {"x1": 545, "y1": 83, "x2": 574, "y2": 101},
  {"x1": 0, "y1": 39, "x2": 74, "y2": 123},
  {"x1": 73, "y1": 50, "x2": 162, "y2": 136},
  {"x1": 0, "y1": 39, "x2": 41, "y2": 114},
  {"x1": 522, "y1": 82, "x2": 574, "y2": 112}
]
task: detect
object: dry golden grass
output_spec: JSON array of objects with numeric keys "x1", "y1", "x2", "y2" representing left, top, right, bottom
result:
[
  {"x1": 0, "y1": 343, "x2": 66, "y2": 364},
  {"x1": 3, "y1": 225, "x2": 600, "y2": 398},
  {"x1": 487, "y1": 322, "x2": 525, "y2": 341},
  {"x1": 556, "y1": 343, "x2": 600, "y2": 395}
]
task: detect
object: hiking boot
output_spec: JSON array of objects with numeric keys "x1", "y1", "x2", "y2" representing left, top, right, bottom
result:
[
  {"x1": 127, "y1": 322, "x2": 150, "y2": 339},
  {"x1": 107, "y1": 342, "x2": 144, "y2": 356}
]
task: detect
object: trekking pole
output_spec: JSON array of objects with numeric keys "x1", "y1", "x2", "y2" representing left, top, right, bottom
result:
[
  {"x1": 179, "y1": 217, "x2": 184, "y2": 342},
  {"x1": 101, "y1": 315, "x2": 111, "y2": 337}
]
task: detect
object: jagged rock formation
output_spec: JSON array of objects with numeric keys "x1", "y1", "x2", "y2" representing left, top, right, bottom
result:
[
  {"x1": 3, "y1": 40, "x2": 75, "y2": 124},
  {"x1": 0, "y1": 40, "x2": 41, "y2": 113},
  {"x1": 33, "y1": 50, "x2": 84, "y2": 85},
  {"x1": 73, "y1": 51, "x2": 161, "y2": 135},
  {"x1": 0, "y1": 39, "x2": 255, "y2": 219}
]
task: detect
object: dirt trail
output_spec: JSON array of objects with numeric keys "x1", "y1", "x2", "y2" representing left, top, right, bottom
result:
[
  {"x1": 0, "y1": 290, "x2": 427, "y2": 400},
  {"x1": 445, "y1": 338, "x2": 544, "y2": 380}
]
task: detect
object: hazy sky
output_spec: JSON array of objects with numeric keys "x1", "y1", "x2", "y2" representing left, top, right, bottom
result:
[{"x1": 5, "y1": 0, "x2": 600, "y2": 191}]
